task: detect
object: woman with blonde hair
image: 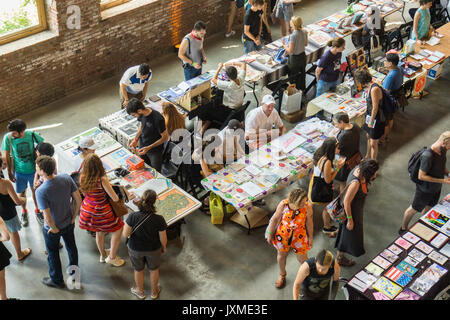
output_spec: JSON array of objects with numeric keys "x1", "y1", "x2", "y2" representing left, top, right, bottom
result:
[
  {"x1": 292, "y1": 249, "x2": 341, "y2": 300},
  {"x1": 266, "y1": 188, "x2": 313, "y2": 289},
  {"x1": 282, "y1": 15, "x2": 308, "y2": 91},
  {"x1": 161, "y1": 102, "x2": 185, "y2": 142},
  {"x1": 79, "y1": 154, "x2": 125, "y2": 267}
]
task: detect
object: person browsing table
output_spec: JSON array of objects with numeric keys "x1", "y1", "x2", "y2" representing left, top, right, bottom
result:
[
  {"x1": 119, "y1": 63, "x2": 152, "y2": 109},
  {"x1": 281, "y1": 15, "x2": 308, "y2": 91},
  {"x1": 127, "y1": 99, "x2": 169, "y2": 172},
  {"x1": 242, "y1": 0, "x2": 265, "y2": 54},
  {"x1": 315, "y1": 38, "x2": 345, "y2": 97}
]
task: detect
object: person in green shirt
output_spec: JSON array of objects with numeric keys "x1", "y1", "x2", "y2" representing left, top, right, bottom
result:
[{"x1": 1, "y1": 119, "x2": 44, "y2": 227}]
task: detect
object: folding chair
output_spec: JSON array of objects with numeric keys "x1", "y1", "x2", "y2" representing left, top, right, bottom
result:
[{"x1": 210, "y1": 101, "x2": 251, "y2": 130}]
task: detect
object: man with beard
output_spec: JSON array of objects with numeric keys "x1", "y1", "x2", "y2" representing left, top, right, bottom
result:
[{"x1": 126, "y1": 99, "x2": 168, "y2": 171}]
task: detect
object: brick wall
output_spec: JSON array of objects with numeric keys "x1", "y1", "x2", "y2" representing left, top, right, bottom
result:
[{"x1": 0, "y1": 0, "x2": 231, "y2": 122}]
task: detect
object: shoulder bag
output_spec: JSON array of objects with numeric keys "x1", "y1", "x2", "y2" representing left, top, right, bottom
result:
[
  {"x1": 345, "y1": 151, "x2": 363, "y2": 171},
  {"x1": 325, "y1": 178, "x2": 359, "y2": 224},
  {"x1": 102, "y1": 182, "x2": 129, "y2": 218},
  {"x1": 125, "y1": 213, "x2": 153, "y2": 245},
  {"x1": 310, "y1": 159, "x2": 334, "y2": 203}
]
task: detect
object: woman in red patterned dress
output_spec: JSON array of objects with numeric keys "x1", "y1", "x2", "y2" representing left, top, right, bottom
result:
[
  {"x1": 79, "y1": 154, "x2": 125, "y2": 267},
  {"x1": 266, "y1": 188, "x2": 314, "y2": 289}
]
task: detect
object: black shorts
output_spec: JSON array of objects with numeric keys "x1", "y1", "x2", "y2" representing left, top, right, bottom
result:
[
  {"x1": 412, "y1": 187, "x2": 441, "y2": 212},
  {"x1": 385, "y1": 112, "x2": 394, "y2": 122},
  {"x1": 363, "y1": 122, "x2": 385, "y2": 140}
]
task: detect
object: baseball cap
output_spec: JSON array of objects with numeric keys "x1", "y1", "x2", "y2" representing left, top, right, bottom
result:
[
  {"x1": 78, "y1": 136, "x2": 98, "y2": 150},
  {"x1": 227, "y1": 119, "x2": 242, "y2": 130},
  {"x1": 261, "y1": 94, "x2": 275, "y2": 105}
]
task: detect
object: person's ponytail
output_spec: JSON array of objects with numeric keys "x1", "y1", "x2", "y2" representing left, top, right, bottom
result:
[
  {"x1": 137, "y1": 189, "x2": 157, "y2": 214},
  {"x1": 327, "y1": 38, "x2": 345, "y2": 48}
]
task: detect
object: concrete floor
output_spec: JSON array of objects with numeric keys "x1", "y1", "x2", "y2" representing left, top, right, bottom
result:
[{"x1": 1, "y1": 0, "x2": 449, "y2": 300}]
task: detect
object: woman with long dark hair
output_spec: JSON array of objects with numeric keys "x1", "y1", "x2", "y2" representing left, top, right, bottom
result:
[
  {"x1": 335, "y1": 159, "x2": 379, "y2": 266},
  {"x1": 78, "y1": 154, "x2": 125, "y2": 267},
  {"x1": 123, "y1": 189, "x2": 167, "y2": 300},
  {"x1": 309, "y1": 138, "x2": 345, "y2": 237}
]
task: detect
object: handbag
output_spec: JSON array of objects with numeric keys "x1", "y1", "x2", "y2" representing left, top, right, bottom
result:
[
  {"x1": 325, "y1": 179, "x2": 355, "y2": 224},
  {"x1": 102, "y1": 182, "x2": 129, "y2": 218},
  {"x1": 310, "y1": 160, "x2": 334, "y2": 203},
  {"x1": 345, "y1": 151, "x2": 363, "y2": 171}
]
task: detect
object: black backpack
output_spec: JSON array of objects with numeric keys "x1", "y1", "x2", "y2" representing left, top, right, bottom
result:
[
  {"x1": 407, "y1": 147, "x2": 428, "y2": 184},
  {"x1": 381, "y1": 87, "x2": 399, "y2": 114}
]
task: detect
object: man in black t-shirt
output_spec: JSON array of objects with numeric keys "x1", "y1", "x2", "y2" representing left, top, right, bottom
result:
[
  {"x1": 400, "y1": 131, "x2": 450, "y2": 234},
  {"x1": 127, "y1": 99, "x2": 168, "y2": 171},
  {"x1": 242, "y1": 0, "x2": 265, "y2": 54}
]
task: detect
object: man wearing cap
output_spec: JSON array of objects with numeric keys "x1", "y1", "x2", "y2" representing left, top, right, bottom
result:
[
  {"x1": 73, "y1": 136, "x2": 98, "y2": 174},
  {"x1": 120, "y1": 63, "x2": 152, "y2": 109},
  {"x1": 245, "y1": 95, "x2": 286, "y2": 150},
  {"x1": 215, "y1": 119, "x2": 246, "y2": 163}
]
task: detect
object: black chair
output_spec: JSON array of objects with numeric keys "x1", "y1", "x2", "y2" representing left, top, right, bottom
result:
[
  {"x1": 382, "y1": 27, "x2": 403, "y2": 52},
  {"x1": 161, "y1": 140, "x2": 191, "y2": 188},
  {"x1": 398, "y1": 21, "x2": 413, "y2": 44},
  {"x1": 210, "y1": 100, "x2": 251, "y2": 130}
]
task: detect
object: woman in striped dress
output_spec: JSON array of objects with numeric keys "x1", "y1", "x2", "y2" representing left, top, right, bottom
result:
[{"x1": 79, "y1": 154, "x2": 125, "y2": 267}]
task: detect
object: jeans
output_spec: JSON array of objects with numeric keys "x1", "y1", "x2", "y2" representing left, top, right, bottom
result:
[
  {"x1": 42, "y1": 223, "x2": 78, "y2": 284},
  {"x1": 242, "y1": 36, "x2": 262, "y2": 54},
  {"x1": 315, "y1": 79, "x2": 339, "y2": 97},
  {"x1": 183, "y1": 64, "x2": 202, "y2": 81},
  {"x1": 142, "y1": 148, "x2": 163, "y2": 172}
]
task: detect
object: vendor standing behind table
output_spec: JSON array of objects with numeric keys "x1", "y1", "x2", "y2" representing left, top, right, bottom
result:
[
  {"x1": 127, "y1": 99, "x2": 169, "y2": 172},
  {"x1": 281, "y1": 16, "x2": 308, "y2": 92},
  {"x1": 411, "y1": 0, "x2": 437, "y2": 45},
  {"x1": 380, "y1": 53, "x2": 403, "y2": 145},
  {"x1": 315, "y1": 38, "x2": 346, "y2": 97},
  {"x1": 178, "y1": 21, "x2": 207, "y2": 81},
  {"x1": 242, "y1": 0, "x2": 265, "y2": 54},
  {"x1": 119, "y1": 63, "x2": 152, "y2": 109},
  {"x1": 245, "y1": 94, "x2": 286, "y2": 151},
  {"x1": 273, "y1": 0, "x2": 302, "y2": 37},
  {"x1": 198, "y1": 61, "x2": 246, "y2": 133}
]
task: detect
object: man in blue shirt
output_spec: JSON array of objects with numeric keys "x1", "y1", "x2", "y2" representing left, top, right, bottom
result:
[
  {"x1": 381, "y1": 53, "x2": 403, "y2": 144},
  {"x1": 35, "y1": 156, "x2": 82, "y2": 288}
]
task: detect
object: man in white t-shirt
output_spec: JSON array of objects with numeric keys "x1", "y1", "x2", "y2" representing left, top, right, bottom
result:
[
  {"x1": 119, "y1": 63, "x2": 152, "y2": 108},
  {"x1": 199, "y1": 61, "x2": 247, "y2": 133},
  {"x1": 245, "y1": 95, "x2": 286, "y2": 150}
]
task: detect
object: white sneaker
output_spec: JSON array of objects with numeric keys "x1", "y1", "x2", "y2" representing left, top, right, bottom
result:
[
  {"x1": 225, "y1": 30, "x2": 236, "y2": 38},
  {"x1": 131, "y1": 286, "x2": 146, "y2": 300},
  {"x1": 99, "y1": 249, "x2": 110, "y2": 263},
  {"x1": 105, "y1": 256, "x2": 125, "y2": 267}
]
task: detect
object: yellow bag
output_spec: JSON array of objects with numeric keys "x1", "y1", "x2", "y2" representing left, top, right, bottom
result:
[
  {"x1": 209, "y1": 192, "x2": 224, "y2": 225},
  {"x1": 225, "y1": 203, "x2": 236, "y2": 214}
]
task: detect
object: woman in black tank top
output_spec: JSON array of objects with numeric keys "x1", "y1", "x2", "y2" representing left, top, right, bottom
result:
[
  {"x1": 293, "y1": 250, "x2": 341, "y2": 300},
  {"x1": 0, "y1": 217, "x2": 13, "y2": 300}
]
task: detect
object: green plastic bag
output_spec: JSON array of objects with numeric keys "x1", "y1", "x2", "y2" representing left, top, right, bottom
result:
[{"x1": 209, "y1": 192, "x2": 224, "y2": 225}]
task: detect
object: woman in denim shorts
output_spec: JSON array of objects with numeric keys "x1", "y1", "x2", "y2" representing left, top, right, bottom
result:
[
  {"x1": 274, "y1": 0, "x2": 302, "y2": 37},
  {"x1": 123, "y1": 190, "x2": 167, "y2": 300},
  {"x1": 0, "y1": 159, "x2": 31, "y2": 262}
]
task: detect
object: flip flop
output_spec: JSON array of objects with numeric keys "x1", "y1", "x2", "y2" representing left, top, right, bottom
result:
[{"x1": 18, "y1": 248, "x2": 32, "y2": 262}]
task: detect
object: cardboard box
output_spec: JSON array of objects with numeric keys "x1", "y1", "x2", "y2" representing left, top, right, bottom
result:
[
  {"x1": 280, "y1": 109, "x2": 305, "y2": 123},
  {"x1": 427, "y1": 61, "x2": 445, "y2": 80}
]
